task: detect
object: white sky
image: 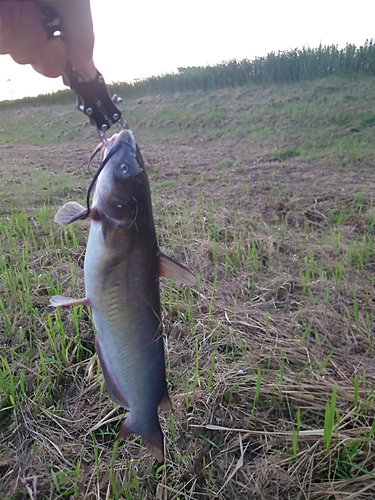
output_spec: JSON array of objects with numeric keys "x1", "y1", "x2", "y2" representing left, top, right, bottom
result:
[{"x1": 0, "y1": 0, "x2": 374, "y2": 101}]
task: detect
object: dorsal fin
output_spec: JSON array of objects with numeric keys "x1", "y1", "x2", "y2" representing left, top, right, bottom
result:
[{"x1": 158, "y1": 252, "x2": 196, "y2": 286}]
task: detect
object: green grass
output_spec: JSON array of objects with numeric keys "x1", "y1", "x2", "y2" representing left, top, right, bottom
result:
[
  {"x1": 2, "y1": 39, "x2": 374, "y2": 108},
  {"x1": 1, "y1": 72, "x2": 375, "y2": 498}
]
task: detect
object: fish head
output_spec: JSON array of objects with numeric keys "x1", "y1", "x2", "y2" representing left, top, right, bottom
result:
[{"x1": 95, "y1": 129, "x2": 144, "y2": 221}]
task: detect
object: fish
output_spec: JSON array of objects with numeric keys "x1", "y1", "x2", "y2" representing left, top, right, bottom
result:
[{"x1": 50, "y1": 129, "x2": 196, "y2": 462}]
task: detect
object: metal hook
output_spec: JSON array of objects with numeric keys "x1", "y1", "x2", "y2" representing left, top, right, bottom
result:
[
  {"x1": 120, "y1": 116, "x2": 128, "y2": 130},
  {"x1": 97, "y1": 128, "x2": 108, "y2": 145}
]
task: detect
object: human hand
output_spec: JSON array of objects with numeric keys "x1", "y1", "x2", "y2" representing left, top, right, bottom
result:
[{"x1": 0, "y1": 0, "x2": 96, "y2": 80}]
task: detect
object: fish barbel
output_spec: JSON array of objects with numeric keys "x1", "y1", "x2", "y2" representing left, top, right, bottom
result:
[{"x1": 50, "y1": 130, "x2": 196, "y2": 462}]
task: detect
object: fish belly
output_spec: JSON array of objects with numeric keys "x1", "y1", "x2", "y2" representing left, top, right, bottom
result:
[{"x1": 84, "y1": 220, "x2": 167, "y2": 436}]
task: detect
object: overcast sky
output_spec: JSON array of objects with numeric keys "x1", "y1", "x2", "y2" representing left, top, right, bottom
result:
[{"x1": 0, "y1": 0, "x2": 374, "y2": 101}]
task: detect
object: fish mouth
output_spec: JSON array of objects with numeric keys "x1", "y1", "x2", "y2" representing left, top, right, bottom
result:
[
  {"x1": 111, "y1": 130, "x2": 136, "y2": 158},
  {"x1": 85, "y1": 130, "x2": 142, "y2": 218},
  {"x1": 116, "y1": 139, "x2": 136, "y2": 151},
  {"x1": 112, "y1": 129, "x2": 145, "y2": 171}
]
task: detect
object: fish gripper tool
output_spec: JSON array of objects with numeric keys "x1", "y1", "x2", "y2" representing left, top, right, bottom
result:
[
  {"x1": 65, "y1": 62, "x2": 125, "y2": 141},
  {"x1": 37, "y1": 0, "x2": 126, "y2": 142}
]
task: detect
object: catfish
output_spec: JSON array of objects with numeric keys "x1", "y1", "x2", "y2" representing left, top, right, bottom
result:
[{"x1": 50, "y1": 130, "x2": 196, "y2": 462}]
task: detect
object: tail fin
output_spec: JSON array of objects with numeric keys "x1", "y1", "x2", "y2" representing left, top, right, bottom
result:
[
  {"x1": 143, "y1": 434, "x2": 164, "y2": 463},
  {"x1": 118, "y1": 414, "x2": 164, "y2": 463}
]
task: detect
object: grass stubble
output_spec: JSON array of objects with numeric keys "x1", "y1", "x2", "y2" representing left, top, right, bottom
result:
[{"x1": 1, "y1": 76, "x2": 375, "y2": 499}]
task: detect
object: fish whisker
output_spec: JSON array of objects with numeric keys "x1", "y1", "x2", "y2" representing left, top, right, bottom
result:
[
  {"x1": 126, "y1": 196, "x2": 139, "y2": 230},
  {"x1": 84, "y1": 143, "x2": 122, "y2": 218}
]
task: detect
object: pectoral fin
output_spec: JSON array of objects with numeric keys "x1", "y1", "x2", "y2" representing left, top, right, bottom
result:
[
  {"x1": 50, "y1": 295, "x2": 89, "y2": 307},
  {"x1": 54, "y1": 201, "x2": 88, "y2": 225},
  {"x1": 158, "y1": 252, "x2": 196, "y2": 286}
]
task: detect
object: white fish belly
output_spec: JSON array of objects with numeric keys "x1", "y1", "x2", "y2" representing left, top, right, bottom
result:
[{"x1": 84, "y1": 220, "x2": 166, "y2": 419}]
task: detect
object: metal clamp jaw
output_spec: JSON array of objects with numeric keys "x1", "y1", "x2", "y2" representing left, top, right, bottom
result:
[{"x1": 64, "y1": 62, "x2": 126, "y2": 141}]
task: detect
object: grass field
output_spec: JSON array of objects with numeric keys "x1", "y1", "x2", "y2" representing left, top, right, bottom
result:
[{"x1": 1, "y1": 73, "x2": 375, "y2": 499}]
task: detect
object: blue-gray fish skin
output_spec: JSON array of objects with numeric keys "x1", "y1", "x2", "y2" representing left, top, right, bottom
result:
[{"x1": 50, "y1": 130, "x2": 196, "y2": 462}]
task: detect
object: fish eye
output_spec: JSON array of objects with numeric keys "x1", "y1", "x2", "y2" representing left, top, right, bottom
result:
[{"x1": 120, "y1": 163, "x2": 129, "y2": 173}]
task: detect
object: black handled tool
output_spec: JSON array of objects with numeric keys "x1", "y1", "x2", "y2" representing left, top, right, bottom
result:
[
  {"x1": 38, "y1": 0, "x2": 124, "y2": 138},
  {"x1": 64, "y1": 62, "x2": 124, "y2": 137}
]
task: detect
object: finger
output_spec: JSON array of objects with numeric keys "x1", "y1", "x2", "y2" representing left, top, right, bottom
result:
[
  {"x1": 0, "y1": 1, "x2": 46, "y2": 61},
  {"x1": 0, "y1": 1, "x2": 15, "y2": 53},
  {"x1": 45, "y1": 0, "x2": 97, "y2": 80},
  {"x1": 30, "y1": 37, "x2": 67, "y2": 78}
]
